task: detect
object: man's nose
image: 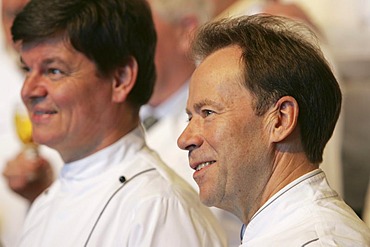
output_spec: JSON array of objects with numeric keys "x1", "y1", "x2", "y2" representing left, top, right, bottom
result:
[
  {"x1": 21, "y1": 74, "x2": 48, "y2": 105},
  {"x1": 177, "y1": 120, "x2": 203, "y2": 152}
]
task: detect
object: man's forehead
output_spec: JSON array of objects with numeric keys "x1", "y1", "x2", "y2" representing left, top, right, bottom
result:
[
  {"x1": 192, "y1": 46, "x2": 243, "y2": 84},
  {"x1": 197, "y1": 45, "x2": 242, "y2": 69}
]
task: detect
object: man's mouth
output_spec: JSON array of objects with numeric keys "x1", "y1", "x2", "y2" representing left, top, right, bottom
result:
[
  {"x1": 196, "y1": 161, "x2": 215, "y2": 171},
  {"x1": 34, "y1": 110, "x2": 57, "y2": 116},
  {"x1": 31, "y1": 109, "x2": 58, "y2": 123},
  {"x1": 34, "y1": 110, "x2": 57, "y2": 115}
]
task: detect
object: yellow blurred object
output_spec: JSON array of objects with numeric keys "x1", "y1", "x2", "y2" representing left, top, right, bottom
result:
[{"x1": 14, "y1": 111, "x2": 33, "y2": 144}]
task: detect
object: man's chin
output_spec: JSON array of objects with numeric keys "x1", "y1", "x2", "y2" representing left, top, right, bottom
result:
[{"x1": 198, "y1": 190, "x2": 215, "y2": 207}]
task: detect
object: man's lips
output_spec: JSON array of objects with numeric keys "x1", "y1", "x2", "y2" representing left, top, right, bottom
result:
[
  {"x1": 34, "y1": 110, "x2": 57, "y2": 115},
  {"x1": 31, "y1": 109, "x2": 58, "y2": 122},
  {"x1": 191, "y1": 161, "x2": 216, "y2": 171}
]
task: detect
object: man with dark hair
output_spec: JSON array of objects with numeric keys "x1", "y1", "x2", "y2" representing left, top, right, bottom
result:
[
  {"x1": 11, "y1": 0, "x2": 227, "y2": 246},
  {"x1": 178, "y1": 14, "x2": 370, "y2": 246}
]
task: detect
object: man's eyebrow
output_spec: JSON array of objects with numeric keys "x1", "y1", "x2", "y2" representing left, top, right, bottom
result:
[
  {"x1": 193, "y1": 99, "x2": 222, "y2": 111},
  {"x1": 185, "y1": 98, "x2": 224, "y2": 115},
  {"x1": 43, "y1": 57, "x2": 68, "y2": 66},
  {"x1": 20, "y1": 56, "x2": 68, "y2": 67}
]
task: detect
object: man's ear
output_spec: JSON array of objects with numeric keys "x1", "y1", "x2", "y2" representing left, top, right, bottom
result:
[
  {"x1": 111, "y1": 57, "x2": 138, "y2": 103},
  {"x1": 268, "y1": 96, "x2": 299, "y2": 143}
]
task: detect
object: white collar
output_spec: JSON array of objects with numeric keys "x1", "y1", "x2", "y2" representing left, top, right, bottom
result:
[
  {"x1": 60, "y1": 127, "x2": 145, "y2": 182},
  {"x1": 243, "y1": 169, "x2": 326, "y2": 241}
]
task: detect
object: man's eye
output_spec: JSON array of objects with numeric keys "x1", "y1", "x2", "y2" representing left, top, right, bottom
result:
[
  {"x1": 46, "y1": 68, "x2": 65, "y2": 80},
  {"x1": 48, "y1": 68, "x2": 62, "y2": 75},
  {"x1": 21, "y1": 66, "x2": 30, "y2": 74},
  {"x1": 202, "y1": 109, "x2": 214, "y2": 117}
]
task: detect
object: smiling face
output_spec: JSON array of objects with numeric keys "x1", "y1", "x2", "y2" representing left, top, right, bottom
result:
[
  {"x1": 177, "y1": 46, "x2": 273, "y2": 216},
  {"x1": 20, "y1": 35, "x2": 119, "y2": 162}
]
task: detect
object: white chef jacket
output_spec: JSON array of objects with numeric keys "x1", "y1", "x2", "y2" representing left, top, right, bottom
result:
[
  {"x1": 17, "y1": 127, "x2": 227, "y2": 247},
  {"x1": 140, "y1": 83, "x2": 242, "y2": 247},
  {"x1": 241, "y1": 169, "x2": 370, "y2": 246}
]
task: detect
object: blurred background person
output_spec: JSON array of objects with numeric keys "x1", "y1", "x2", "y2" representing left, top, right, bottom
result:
[
  {"x1": 0, "y1": 0, "x2": 62, "y2": 246},
  {"x1": 211, "y1": 0, "x2": 318, "y2": 30},
  {"x1": 141, "y1": 0, "x2": 242, "y2": 245}
]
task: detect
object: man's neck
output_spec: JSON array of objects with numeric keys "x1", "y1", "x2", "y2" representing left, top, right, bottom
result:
[{"x1": 242, "y1": 152, "x2": 317, "y2": 224}]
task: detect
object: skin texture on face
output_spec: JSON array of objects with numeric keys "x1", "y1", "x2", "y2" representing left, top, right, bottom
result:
[
  {"x1": 20, "y1": 35, "x2": 134, "y2": 162},
  {"x1": 178, "y1": 46, "x2": 275, "y2": 220}
]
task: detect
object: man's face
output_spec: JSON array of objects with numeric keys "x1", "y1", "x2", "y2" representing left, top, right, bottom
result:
[
  {"x1": 2, "y1": 0, "x2": 29, "y2": 48},
  {"x1": 177, "y1": 46, "x2": 272, "y2": 214},
  {"x1": 20, "y1": 35, "x2": 115, "y2": 162}
]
